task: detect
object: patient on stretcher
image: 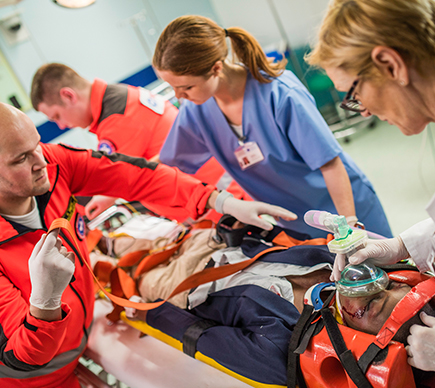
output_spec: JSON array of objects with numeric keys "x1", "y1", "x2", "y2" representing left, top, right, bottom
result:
[
  {"x1": 130, "y1": 233, "x2": 432, "y2": 339},
  {"x1": 129, "y1": 219, "x2": 430, "y2": 337},
  {"x1": 102, "y1": 216, "x2": 435, "y2": 386}
]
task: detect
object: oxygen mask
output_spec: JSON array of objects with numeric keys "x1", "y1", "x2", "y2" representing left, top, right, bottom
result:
[
  {"x1": 304, "y1": 210, "x2": 386, "y2": 297},
  {"x1": 336, "y1": 262, "x2": 389, "y2": 297}
]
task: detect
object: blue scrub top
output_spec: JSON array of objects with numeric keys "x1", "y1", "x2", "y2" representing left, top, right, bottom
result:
[{"x1": 160, "y1": 70, "x2": 392, "y2": 238}]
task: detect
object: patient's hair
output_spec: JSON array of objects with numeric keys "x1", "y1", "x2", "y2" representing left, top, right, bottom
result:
[
  {"x1": 153, "y1": 15, "x2": 286, "y2": 84},
  {"x1": 31, "y1": 63, "x2": 88, "y2": 109}
]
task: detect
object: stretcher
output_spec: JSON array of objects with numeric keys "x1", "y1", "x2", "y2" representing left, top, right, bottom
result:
[
  {"x1": 82, "y1": 207, "x2": 253, "y2": 387},
  {"x1": 80, "y1": 208, "x2": 433, "y2": 388},
  {"x1": 85, "y1": 298, "x2": 251, "y2": 388}
]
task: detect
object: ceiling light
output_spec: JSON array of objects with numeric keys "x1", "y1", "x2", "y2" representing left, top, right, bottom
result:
[{"x1": 53, "y1": 0, "x2": 96, "y2": 9}]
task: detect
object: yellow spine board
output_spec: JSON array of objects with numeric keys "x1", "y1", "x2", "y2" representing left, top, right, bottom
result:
[{"x1": 120, "y1": 312, "x2": 286, "y2": 388}]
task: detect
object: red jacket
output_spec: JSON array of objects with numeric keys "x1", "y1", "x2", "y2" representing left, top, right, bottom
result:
[
  {"x1": 89, "y1": 78, "x2": 178, "y2": 159},
  {"x1": 0, "y1": 143, "x2": 214, "y2": 387}
]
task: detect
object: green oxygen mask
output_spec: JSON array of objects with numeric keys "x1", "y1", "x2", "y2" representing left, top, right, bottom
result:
[
  {"x1": 336, "y1": 262, "x2": 389, "y2": 297},
  {"x1": 304, "y1": 210, "x2": 387, "y2": 297}
]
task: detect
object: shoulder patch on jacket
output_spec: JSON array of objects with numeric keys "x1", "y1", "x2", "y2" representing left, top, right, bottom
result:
[
  {"x1": 91, "y1": 150, "x2": 158, "y2": 170},
  {"x1": 98, "y1": 84, "x2": 128, "y2": 124},
  {"x1": 98, "y1": 139, "x2": 116, "y2": 155}
]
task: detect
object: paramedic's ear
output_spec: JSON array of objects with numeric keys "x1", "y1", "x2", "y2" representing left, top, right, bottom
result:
[
  {"x1": 59, "y1": 87, "x2": 78, "y2": 105},
  {"x1": 211, "y1": 61, "x2": 223, "y2": 77}
]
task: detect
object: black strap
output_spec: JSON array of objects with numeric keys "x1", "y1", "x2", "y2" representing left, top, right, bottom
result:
[
  {"x1": 380, "y1": 263, "x2": 420, "y2": 272},
  {"x1": 287, "y1": 290, "x2": 337, "y2": 388},
  {"x1": 294, "y1": 320, "x2": 320, "y2": 355},
  {"x1": 287, "y1": 304, "x2": 314, "y2": 388},
  {"x1": 182, "y1": 319, "x2": 218, "y2": 357},
  {"x1": 321, "y1": 308, "x2": 373, "y2": 388},
  {"x1": 321, "y1": 289, "x2": 336, "y2": 308},
  {"x1": 214, "y1": 214, "x2": 263, "y2": 247},
  {"x1": 294, "y1": 290, "x2": 337, "y2": 354},
  {"x1": 358, "y1": 343, "x2": 382, "y2": 374},
  {"x1": 294, "y1": 289, "x2": 336, "y2": 354}
]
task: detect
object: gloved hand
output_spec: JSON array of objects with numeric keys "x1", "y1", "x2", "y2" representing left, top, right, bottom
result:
[
  {"x1": 222, "y1": 196, "x2": 297, "y2": 231},
  {"x1": 85, "y1": 195, "x2": 117, "y2": 220},
  {"x1": 345, "y1": 215, "x2": 358, "y2": 227},
  {"x1": 29, "y1": 230, "x2": 75, "y2": 310},
  {"x1": 407, "y1": 312, "x2": 435, "y2": 371},
  {"x1": 330, "y1": 237, "x2": 409, "y2": 281},
  {"x1": 125, "y1": 295, "x2": 147, "y2": 321}
]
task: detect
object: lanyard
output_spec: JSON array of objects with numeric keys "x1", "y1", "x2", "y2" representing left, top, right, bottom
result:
[{"x1": 228, "y1": 123, "x2": 246, "y2": 146}]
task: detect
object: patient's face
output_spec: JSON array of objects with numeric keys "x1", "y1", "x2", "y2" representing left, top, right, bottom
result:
[{"x1": 338, "y1": 280, "x2": 411, "y2": 334}]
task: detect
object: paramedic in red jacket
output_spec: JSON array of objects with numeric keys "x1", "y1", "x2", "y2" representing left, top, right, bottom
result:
[
  {"x1": 0, "y1": 103, "x2": 295, "y2": 388},
  {"x1": 31, "y1": 63, "x2": 249, "y2": 222}
]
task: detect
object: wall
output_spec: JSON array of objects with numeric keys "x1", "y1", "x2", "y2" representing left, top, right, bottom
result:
[
  {"x1": 0, "y1": 0, "x2": 219, "y2": 128},
  {"x1": 0, "y1": 0, "x2": 334, "y2": 147},
  {"x1": 210, "y1": 0, "x2": 329, "y2": 52}
]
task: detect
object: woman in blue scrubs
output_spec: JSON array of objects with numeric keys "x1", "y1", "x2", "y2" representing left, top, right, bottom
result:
[{"x1": 153, "y1": 15, "x2": 392, "y2": 238}]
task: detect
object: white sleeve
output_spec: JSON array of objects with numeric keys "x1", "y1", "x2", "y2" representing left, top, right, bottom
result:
[{"x1": 400, "y1": 218, "x2": 435, "y2": 272}]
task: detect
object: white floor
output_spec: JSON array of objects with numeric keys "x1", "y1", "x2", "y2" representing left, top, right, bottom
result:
[{"x1": 338, "y1": 120, "x2": 435, "y2": 235}]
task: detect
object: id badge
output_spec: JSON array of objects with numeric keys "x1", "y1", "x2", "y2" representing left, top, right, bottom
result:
[{"x1": 234, "y1": 141, "x2": 264, "y2": 170}]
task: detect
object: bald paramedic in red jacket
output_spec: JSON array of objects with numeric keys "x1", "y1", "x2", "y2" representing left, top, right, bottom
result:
[
  {"x1": 31, "y1": 63, "x2": 249, "y2": 222},
  {"x1": 0, "y1": 103, "x2": 294, "y2": 387}
]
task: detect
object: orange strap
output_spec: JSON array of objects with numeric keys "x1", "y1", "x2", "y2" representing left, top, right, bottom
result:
[
  {"x1": 272, "y1": 231, "x2": 334, "y2": 247},
  {"x1": 86, "y1": 229, "x2": 103, "y2": 253},
  {"x1": 116, "y1": 249, "x2": 149, "y2": 268},
  {"x1": 50, "y1": 218, "x2": 287, "y2": 311},
  {"x1": 133, "y1": 234, "x2": 191, "y2": 279}
]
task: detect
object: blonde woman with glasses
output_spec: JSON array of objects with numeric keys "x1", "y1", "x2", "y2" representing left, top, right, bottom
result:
[{"x1": 307, "y1": 0, "x2": 435, "y2": 372}]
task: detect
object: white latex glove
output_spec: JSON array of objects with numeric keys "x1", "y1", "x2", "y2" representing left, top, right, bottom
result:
[
  {"x1": 345, "y1": 215, "x2": 358, "y2": 228},
  {"x1": 330, "y1": 237, "x2": 409, "y2": 281},
  {"x1": 407, "y1": 312, "x2": 435, "y2": 371},
  {"x1": 125, "y1": 295, "x2": 147, "y2": 321},
  {"x1": 29, "y1": 230, "x2": 75, "y2": 310},
  {"x1": 222, "y1": 196, "x2": 297, "y2": 231},
  {"x1": 85, "y1": 195, "x2": 117, "y2": 220}
]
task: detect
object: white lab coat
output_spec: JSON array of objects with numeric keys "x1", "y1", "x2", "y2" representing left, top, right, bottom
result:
[{"x1": 400, "y1": 218, "x2": 435, "y2": 272}]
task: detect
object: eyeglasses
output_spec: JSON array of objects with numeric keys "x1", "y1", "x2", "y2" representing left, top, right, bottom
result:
[{"x1": 339, "y1": 78, "x2": 366, "y2": 113}]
